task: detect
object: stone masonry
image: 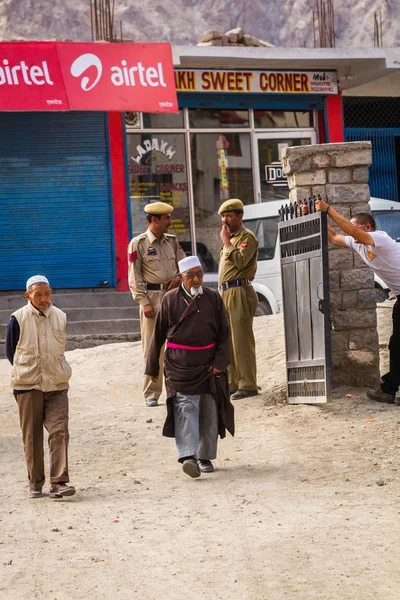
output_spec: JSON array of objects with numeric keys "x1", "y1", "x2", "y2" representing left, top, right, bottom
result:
[{"x1": 281, "y1": 142, "x2": 380, "y2": 389}]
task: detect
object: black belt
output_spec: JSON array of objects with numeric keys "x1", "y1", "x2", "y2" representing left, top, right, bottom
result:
[
  {"x1": 219, "y1": 279, "x2": 252, "y2": 293},
  {"x1": 146, "y1": 283, "x2": 168, "y2": 291}
]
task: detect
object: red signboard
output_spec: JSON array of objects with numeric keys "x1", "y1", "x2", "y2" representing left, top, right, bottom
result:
[{"x1": 0, "y1": 42, "x2": 178, "y2": 112}]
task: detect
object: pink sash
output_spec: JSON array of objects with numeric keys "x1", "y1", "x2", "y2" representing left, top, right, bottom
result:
[{"x1": 166, "y1": 341, "x2": 216, "y2": 351}]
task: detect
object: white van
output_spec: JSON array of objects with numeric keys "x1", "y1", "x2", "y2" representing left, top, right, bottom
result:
[{"x1": 204, "y1": 197, "x2": 400, "y2": 315}]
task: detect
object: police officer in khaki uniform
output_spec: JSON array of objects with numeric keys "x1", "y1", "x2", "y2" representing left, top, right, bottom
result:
[
  {"x1": 128, "y1": 202, "x2": 186, "y2": 407},
  {"x1": 218, "y1": 199, "x2": 259, "y2": 400}
]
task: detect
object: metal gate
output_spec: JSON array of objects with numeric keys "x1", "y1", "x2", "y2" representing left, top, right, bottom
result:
[
  {"x1": 345, "y1": 128, "x2": 400, "y2": 202},
  {"x1": 279, "y1": 204, "x2": 331, "y2": 403}
]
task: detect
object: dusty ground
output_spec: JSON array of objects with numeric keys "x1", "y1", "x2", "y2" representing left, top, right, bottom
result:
[{"x1": 1, "y1": 308, "x2": 399, "y2": 600}]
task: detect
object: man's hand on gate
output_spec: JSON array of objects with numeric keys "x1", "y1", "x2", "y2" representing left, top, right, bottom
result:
[
  {"x1": 167, "y1": 277, "x2": 180, "y2": 291},
  {"x1": 316, "y1": 199, "x2": 329, "y2": 212},
  {"x1": 220, "y1": 224, "x2": 232, "y2": 247},
  {"x1": 143, "y1": 303, "x2": 155, "y2": 319},
  {"x1": 150, "y1": 375, "x2": 158, "y2": 382}
]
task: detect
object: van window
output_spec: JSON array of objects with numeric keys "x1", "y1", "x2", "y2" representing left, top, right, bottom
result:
[
  {"x1": 244, "y1": 216, "x2": 279, "y2": 260},
  {"x1": 373, "y1": 211, "x2": 400, "y2": 242}
]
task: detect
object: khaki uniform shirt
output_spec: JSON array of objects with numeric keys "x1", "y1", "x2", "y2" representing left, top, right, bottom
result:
[
  {"x1": 218, "y1": 226, "x2": 258, "y2": 284},
  {"x1": 128, "y1": 229, "x2": 186, "y2": 306}
]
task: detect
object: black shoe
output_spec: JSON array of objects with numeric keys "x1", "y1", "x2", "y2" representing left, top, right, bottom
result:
[
  {"x1": 230, "y1": 389, "x2": 258, "y2": 400},
  {"x1": 367, "y1": 389, "x2": 395, "y2": 404},
  {"x1": 197, "y1": 459, "x2": 214, "y2": 473},
  {"x1": 182, "y1": 458, "x2": 201, "y2": 478}
]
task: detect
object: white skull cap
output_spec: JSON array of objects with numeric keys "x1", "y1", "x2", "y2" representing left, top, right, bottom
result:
[
  {"x1": 26, "y1": 275, "x2": 50, "y2": 291},
  {"x1": 178, "y1": 256, "x2": 202, "y2": 274}
]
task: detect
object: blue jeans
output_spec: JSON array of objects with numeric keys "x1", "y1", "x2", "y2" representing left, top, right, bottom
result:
[{"x1": 173, "y1": 392, "x2": 218, "y2": 461}]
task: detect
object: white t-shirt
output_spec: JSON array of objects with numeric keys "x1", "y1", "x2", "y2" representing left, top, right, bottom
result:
[{"x1": 345, "y1": 231, "x2": 400, "y2": 296}]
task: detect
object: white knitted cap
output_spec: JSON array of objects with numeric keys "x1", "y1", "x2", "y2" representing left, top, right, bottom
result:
[
  {"x1": 178, "y1": 255, "x2": 202, "y2": 274},
  {"x1": 26, "y1": 275, "x2": 50, "y2": 291}
]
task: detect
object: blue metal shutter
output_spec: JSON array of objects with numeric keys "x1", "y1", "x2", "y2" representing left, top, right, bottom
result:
[
  {"x1": 345, "y1": 128, "x2": 400, "y2": 202},
  {"x1": 0, "y1": 111, "x2": 115, "y2": 290}
]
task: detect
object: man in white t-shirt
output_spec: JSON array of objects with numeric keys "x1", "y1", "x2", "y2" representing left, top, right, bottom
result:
[{"x1": 316, "y1": 198, "x2": 400, "y2": 404}]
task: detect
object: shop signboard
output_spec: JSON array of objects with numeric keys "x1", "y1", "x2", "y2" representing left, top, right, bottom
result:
[
  {"x1": 0, "y1": 42, "x2": 177, "y2": 112},
  {"x1": 175, "y1": 68, "x2": 338, "y2": 95}
]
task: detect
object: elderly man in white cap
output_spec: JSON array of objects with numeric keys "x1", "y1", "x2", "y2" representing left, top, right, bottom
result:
[
  {"x1": 145, "y1": 256, "x2": 234, "y2": 478},
  {"x1": 128, "y1": 201, "x2": 186, "y2": 407},
  {"x1": 5, "y1": 275, "x2": 75, "y2": 499}
]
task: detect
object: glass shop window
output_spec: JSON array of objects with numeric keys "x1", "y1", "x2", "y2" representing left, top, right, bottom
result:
[
  {"x1": 142, "y1": 110, "x2": 184, "y2": 128},
  {"x1": 189, "y1": 109, "x2": 250, "y2": 128},
  {"x1": 127, "y1": 133, "x2": 190, "y2": 242},
  {"x1": 254, "y1": 111, "x2": 313, "y2": 128},
  {"x1": 190, "y1": 132, "x2": 254, "y2": 272}
]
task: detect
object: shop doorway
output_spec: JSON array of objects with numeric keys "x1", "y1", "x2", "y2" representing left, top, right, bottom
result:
[{"x1": 254, "y1": 131, "x2": 317, "y2": 202}]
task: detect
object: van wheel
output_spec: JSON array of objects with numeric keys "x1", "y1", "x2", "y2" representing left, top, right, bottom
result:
[{"x1": 256, "y1": 299, "x2": 272, "y2": 317}]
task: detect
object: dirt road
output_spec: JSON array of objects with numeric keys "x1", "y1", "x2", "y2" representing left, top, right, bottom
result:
[{"x1": 1, "y1": 313, "x2": 399, "y2": 600}]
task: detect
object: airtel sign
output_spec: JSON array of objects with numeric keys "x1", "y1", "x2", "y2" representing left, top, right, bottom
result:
[{"x1": 0, "y1": 41, "x2": 178, "y2": 112}]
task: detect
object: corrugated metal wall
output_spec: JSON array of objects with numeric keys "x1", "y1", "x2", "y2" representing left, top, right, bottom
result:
[
  {"x1": 0, "y1": 111, "x2": 115, "y2": 290},
  {"x1": 345, "y1": 128, "x2": 400, "y2": 202}
]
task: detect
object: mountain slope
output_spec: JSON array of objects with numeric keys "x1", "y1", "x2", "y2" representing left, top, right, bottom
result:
[{"x1": 0, "y1": 0, "x2": 399, "y2": 48}]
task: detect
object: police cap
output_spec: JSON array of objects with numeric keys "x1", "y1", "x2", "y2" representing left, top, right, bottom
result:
[
  {"x1": 144, "y1": 201, "x2": 174, "y2": 215},
  {"x1": 218, "y1": 198, "x2": 244, "y2": 215}
]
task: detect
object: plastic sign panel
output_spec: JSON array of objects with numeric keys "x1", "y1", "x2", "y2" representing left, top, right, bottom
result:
[
  {"x1": 0, "y1": 42, "x2": 178, "y2": 112},
  {"x1": 175, "y1": 69, "x2": 338, "y2": 95}
]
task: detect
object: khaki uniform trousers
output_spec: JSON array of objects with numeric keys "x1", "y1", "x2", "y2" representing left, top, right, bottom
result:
[
  {"x1": 16, "y1": 389, "x2": 70, "y2": 491},
  {"x1": 140, "y1": 290, "x2": 165, "y2": 401},
  {"x1": 221, "y1": 285, "x2": 258, "y2": 393}
]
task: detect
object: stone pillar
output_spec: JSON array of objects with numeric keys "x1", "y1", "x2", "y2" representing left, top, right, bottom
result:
[{"x1": 281, "y1": 141, "x2": 380, "y2": 389}]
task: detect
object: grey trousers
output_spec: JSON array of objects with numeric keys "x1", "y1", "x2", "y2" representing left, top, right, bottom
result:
[{"x1": 173, "y1": 392, "x2": 218, "y2": 461}]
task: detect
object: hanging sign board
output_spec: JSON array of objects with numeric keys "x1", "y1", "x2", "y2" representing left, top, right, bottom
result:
[
  {"x1": 0, "y1": 42, "x2": 178, "y2": 112},
  {"x1": 175, "y1": 68, "x2": 338, "y2": 95}
]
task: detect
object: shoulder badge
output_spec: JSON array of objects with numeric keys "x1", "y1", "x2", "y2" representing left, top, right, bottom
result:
[{"x1": 128, "y1": 251, "x2": 138, "y2": 263}]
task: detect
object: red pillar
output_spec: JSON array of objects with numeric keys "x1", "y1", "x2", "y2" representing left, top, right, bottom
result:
[
  {"x1": 317, "y1": 110, "x2": 326, "y2": 144},
  {"x1": 325, "y1": 94, "x2": 345, "y2": 143},
  {"x1": 108, "y1": 112, "x2": 130, "y2": 291}
]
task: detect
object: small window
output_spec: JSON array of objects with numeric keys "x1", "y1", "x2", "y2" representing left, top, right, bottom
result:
[
  {"x1": 254, "y1": 111, "x2": 313, "y2": 129},
  {"x1": 244, "y1": 216, "x2": 279, "y2": 261},
  {"x1": 142, "y1": 110, "x2": 184, "y2": 128},
  {"x1": 189, "y1": 109, "x2": 249, "y2": 128}
]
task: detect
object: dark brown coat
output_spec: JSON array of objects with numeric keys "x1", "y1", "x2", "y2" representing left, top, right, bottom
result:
[{"x1": 145, "y1": 286, "x2": 234, "y2": 439}]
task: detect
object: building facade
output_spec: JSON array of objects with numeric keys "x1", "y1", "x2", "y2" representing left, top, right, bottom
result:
[{"x1": 1, "y1": 44, "x2": 398, "y2": 291}]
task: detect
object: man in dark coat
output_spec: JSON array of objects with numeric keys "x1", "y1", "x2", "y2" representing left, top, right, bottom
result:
[{"x1": 145, "y1": 255, "x2": 234, "y2": 478}]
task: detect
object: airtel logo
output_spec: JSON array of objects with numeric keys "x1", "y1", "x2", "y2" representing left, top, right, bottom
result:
[
  {"x1": 70, "y1": 53, "x2": 167, "y2": 91},
  {"x1": 70, "y1": 53, "x2": 102, "y2": 91}
]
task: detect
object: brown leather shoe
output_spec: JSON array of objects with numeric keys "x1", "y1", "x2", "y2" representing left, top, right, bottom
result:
[{"x1": 49, "y1": 483, "x2": 76, "y2": 498}]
